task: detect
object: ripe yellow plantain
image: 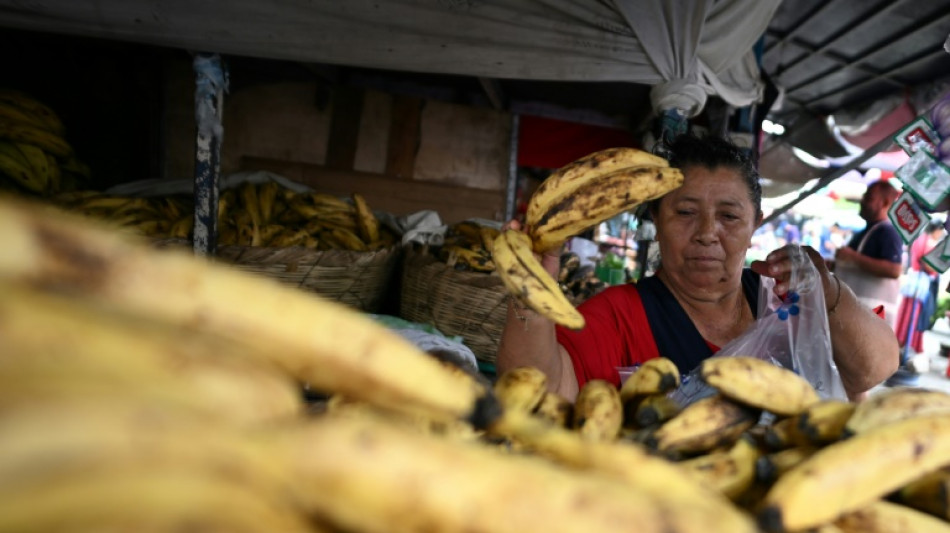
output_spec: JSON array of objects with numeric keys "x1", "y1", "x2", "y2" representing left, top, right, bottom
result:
[
  {"x1": 573, "y1": 379, "x2": 623, "y2": 441},
  {"x1": 701, "y1": 356, "x2": 820, "y2": 417},
  {"x1": 759, "y1": 414, "x2": 950, "y2": 532},
  {"x1": 271, "y1": 412, "x2": 759, "y2": 533},
  {"x1": 798, "y1": 399, "x2": 856, "y2": 444},
  {"x1": 534, "y1": 391, "x2": 574, "y2": 428},
  {"x1": 834, "y1": 499, "x2": 950, "y2": 533},
  {"x1": 526, "y1": 147, "x2": 668, "y2": 231},
  {"x1": 352, "y1": 192, "x2": 380, "y2": 244},
  {"x1": 894, "y1": 467, "x2": 950, "y2": 520},
  {"x1": 679, "y1": 434, "x2": 761, "y2": 501},
  {"x1": 844, "y1": 387, "x2": 950, "y2": 436},
  {"x1": 0, "y1": 196, "x2": 500, "y2": 429},
  {"x1": 0, "y1": 118, "x2": 72, "y2": 158},
  {"x1": 649, "y1": 394, "x2": 760, "y2": 455},
  {"x1": 529, "y1": 165, "x2": 683, "y2": 253},
  {"x1": 0, "y1": 282, "x2": 303, "y2": 426},
  {"x1": 492, "y1": 229, "x2": 584, "y2": 329},
  {"x1": 619, "y1": 356, "x2": 681, "y2": 403},
  {"x1": 493, "y1": 366, "x2": 548, "y2": 414}
]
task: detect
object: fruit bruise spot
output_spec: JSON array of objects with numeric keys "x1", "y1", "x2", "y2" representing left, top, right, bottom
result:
[
  {"x1": 913, "y1": 440, "x2": 929, "y2": 459},
  {"x1": 33, "y1": 222, "x2": 109, "y2": 290},
  {"x1": 534, "y1": 194, "x2": 579, "y2": 227}
]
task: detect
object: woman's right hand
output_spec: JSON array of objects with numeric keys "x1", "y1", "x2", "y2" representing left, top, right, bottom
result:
[{"x1": 500, "y1": 219, "x2": 563, "y2": 277}]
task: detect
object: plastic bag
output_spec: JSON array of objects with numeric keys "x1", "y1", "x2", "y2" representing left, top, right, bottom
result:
[{"x1": 671, "y1": 246, "x2": 847, "y2": 406}]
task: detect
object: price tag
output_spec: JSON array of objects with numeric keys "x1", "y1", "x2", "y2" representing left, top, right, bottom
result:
[
  {"x1": 895, "y1": 150, "x2": 950, "y2": 210},
  {"x1": 924, "y1": 237, "x2": 950, "y2": 273},
  {"x1": 888, "y1": 192, "x2": 927, "y2": 244},
  {"x1": 894, "y1": 118, "x2": 939, "y2": 156}
]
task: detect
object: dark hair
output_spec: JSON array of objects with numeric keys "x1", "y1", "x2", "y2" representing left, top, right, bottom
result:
[{"x1": 649, "y1": 132, "x2": 762, "y2": 217}]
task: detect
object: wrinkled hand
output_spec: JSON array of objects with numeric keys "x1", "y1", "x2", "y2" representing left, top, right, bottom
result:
[{"x1": 750, "y1": 244, "x2": 830, "y2": 298}]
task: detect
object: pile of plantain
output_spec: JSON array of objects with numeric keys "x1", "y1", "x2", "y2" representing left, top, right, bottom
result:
[
  {"x1": 4, "y1": 193, "x2": 950, "y2": 532},
  {"x1": 491, "y1": 357, "x2": 950, "y2": 533},
  {"x1": 0, "y1": 89, "x2": 92, "y2": 197},
  {"x1": 52, "y1": 180, "x2": 396, "y2": 251},
  {"x1": 437, "y1": 220, "x2": 501, "y2": 273}
]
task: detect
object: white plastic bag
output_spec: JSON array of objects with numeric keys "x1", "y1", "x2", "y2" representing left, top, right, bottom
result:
[{"x1": 672, "y1": 246, "x2": 847, "y2": 406}]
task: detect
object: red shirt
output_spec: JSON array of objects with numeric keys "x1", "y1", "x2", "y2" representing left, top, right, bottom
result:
[{"x1": 555, "y1": 284, "x2": 721, "y2": 389}]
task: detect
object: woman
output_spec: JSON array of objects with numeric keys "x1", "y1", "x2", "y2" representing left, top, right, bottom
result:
[{"x1": 496, "y1": 133, "x2": 898, "y2": 402}]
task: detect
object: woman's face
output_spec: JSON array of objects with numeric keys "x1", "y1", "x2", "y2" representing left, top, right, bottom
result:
[{"x1": 653, "y1": 165, "x2": 759, "y2": 296}]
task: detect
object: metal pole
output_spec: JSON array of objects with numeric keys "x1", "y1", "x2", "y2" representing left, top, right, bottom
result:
[
  {"x1": 505, "y1": 113, "x2": 520, "y2": 222},
  {"x1": 192, "y1": 53, "x2": 227, "y2": 256}
]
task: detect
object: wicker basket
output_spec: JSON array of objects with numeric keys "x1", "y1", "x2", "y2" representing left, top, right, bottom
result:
[
  {"x1": 399, "y1": 246, "x2": 509, "y2": 364},
  {"x1": 214, "y1": 244, "x2": 402, "y2": 313}
]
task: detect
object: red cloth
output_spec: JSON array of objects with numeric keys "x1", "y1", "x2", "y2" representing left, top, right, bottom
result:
[
  {"x1": 895, "y1": 235, "x2": 936, "y2": 352},
  {"x1": 517, "y1": 115, "x2": 640, "y2": 169},
  {"x1": 555, "y1": 284, "x2": 721, "y2": 389}
]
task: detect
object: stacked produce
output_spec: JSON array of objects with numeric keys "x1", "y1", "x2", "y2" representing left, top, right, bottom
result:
[
  {"x1": 4, "y1": 192, "x2": 950, "y2": 531},
  {"x1": 53, "y1": 182, "x2": 394, "y2": 250},
  {"x1": 491, "y1": 357, "x2": 950, "y2": 532},
  {"x1": 0, "y1": 89, "x2": 90, "y2": 196},
  {"x1": 438, "y1": 220, "x2": 500, "y2": 273},
  {"x1": 494, "y1": 147, "x2": 683, "y2": 329}
]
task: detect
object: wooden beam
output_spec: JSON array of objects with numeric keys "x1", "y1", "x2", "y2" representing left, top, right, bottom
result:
[
  {"x1": 385, "y1": 95, "x2": 423, "y2": 179},
  {"x1": 326, "y1": 86, "x2": 364, "y2": 171}
]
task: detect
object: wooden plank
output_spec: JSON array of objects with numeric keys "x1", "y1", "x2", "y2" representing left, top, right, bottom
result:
[
  {"x1": 385, "y1": 95, "x2": 422, "y2": 179},
  {"x1": 243, "y1": 156, "x2": 505, "y2": 224},
  {"x1": 326, "y1": 86, "x2": 364, "y2": 170}
]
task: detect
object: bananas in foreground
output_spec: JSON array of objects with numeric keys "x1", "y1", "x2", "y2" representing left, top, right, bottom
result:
[
  {"x1": 7, "y1": 194, "x2": 950, "y2": 533},
  {"x1": 493, "y1": 147, "x2": 682, "y2": 329},
  {"x1": 0, "y1": 195, "x2": 498, "y2": 428}
]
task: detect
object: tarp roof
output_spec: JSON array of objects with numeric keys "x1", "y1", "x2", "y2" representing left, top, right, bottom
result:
[{"x1": 1, "y1": 0, "x2": 948, "y2": 198}]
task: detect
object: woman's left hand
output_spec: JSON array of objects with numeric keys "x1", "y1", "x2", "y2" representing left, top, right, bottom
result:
[{"x1": 750, "y1": 244, "x2": 831, "y2": 298}]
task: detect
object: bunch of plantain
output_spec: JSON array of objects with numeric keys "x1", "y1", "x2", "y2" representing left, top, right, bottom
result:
[
  {"x1": 434, "y1": 220, "x2": 499, "y2": 273},
  {"x1": 493, "y1": 147, "x2": 683, "y2": 329},
  {"x1": 0, "y1": 89, "x2": 90, "y2": 197},
  {"x1": 51, "y1": 181, "x2": 396, "y2": 251}
]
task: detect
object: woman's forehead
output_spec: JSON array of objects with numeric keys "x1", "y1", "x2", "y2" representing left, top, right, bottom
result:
[{"x1": 671, "y1": 166, "x2": 752, "y2": 200}]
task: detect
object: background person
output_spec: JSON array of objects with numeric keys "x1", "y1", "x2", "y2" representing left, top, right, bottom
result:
[
  {"x1": 832, "y1": 180, "x2": 903, "y2": 330},
  {"x1": 496, "y1": 133, "x2": 899, "y2": 402},
  {"x1": 895, "y1": 221, "x2": 944, "y2": 371}
]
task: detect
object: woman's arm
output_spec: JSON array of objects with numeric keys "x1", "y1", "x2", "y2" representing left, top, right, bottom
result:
[
  {"x1": 495, "y1": 243, "x2": 579, "y2": 401},
  {"x1": 752, "y1": 246, "x2": 899, "y2": 400},
  {"x1": 493, "y1": 220, "x2": 580, "y2": 399},
  {"x1": 821, "y1": 270, "x2": 899, "y2": 398}
]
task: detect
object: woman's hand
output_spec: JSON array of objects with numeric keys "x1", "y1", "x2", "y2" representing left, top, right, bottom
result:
[
  {"x1": 501, "y1": 219, "x2": 563, "y2": 277},
  {"x1": 750, "y1": 245, "x2": 837, "y2": 307}
]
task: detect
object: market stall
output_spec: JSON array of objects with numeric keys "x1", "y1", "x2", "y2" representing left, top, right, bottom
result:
[{"x1": 5, "y1": 1, "x2": 950, "y2": 532}]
